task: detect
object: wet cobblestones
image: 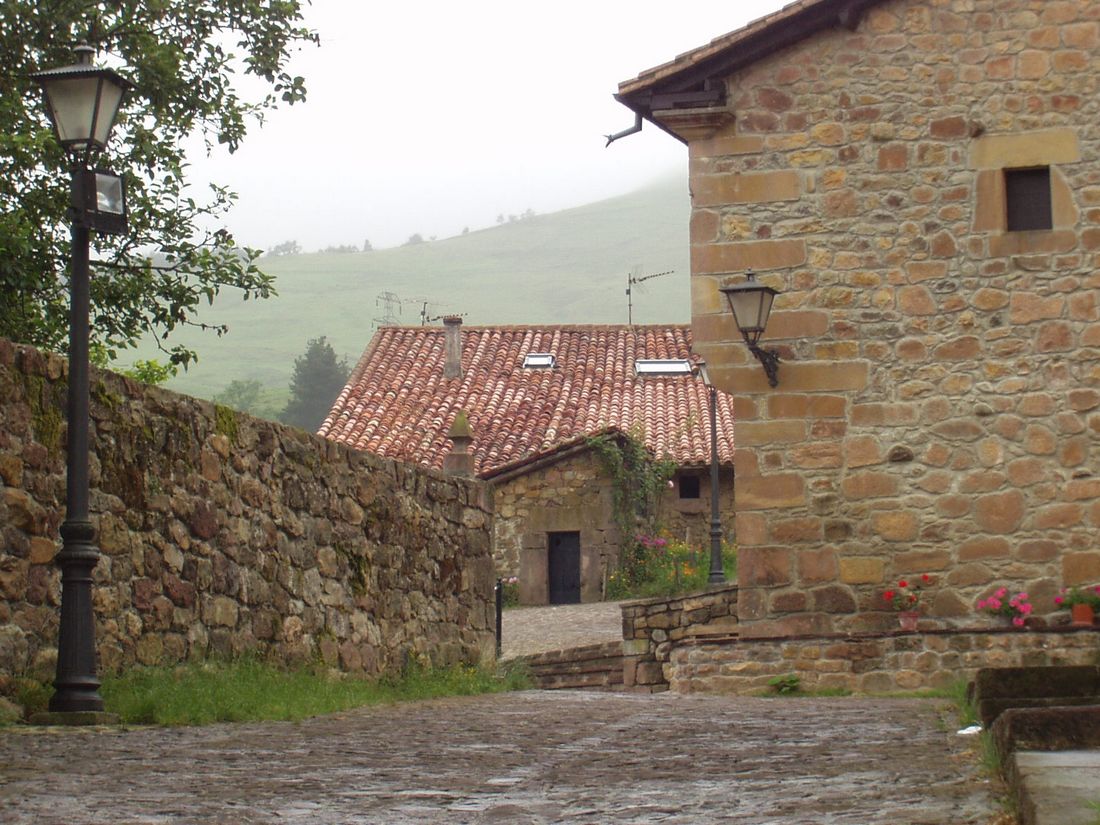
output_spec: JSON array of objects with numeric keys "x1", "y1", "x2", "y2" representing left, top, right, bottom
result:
[{"x1": 0, "y1": 691, "x2": 994, "y2": 824}]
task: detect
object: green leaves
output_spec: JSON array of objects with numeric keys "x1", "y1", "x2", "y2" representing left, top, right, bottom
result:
[{"x1": 0, "y1": 0, "x2": 316, "y2": 366}]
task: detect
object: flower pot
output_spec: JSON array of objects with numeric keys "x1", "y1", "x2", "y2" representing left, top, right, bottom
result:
[
  {"x1": 898, "y1": 611, "x2": 920, "y2": 632},
  {"x1": 1071, "y1": 603, "x2": 1095, "y2": 627}
]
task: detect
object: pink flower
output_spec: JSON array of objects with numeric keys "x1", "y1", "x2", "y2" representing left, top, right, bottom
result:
[
  {"x1": 1018, "y1": 593, "x2": 1029, "y2": 601},
  {"x1": 995, "y1": 587, "x2": 1007, "y2": 598},
  {"x1": 1055, "y1": 596, "x2": 1064, "y2": 605},
  {"x1": 1012, "y1": 616, "x2": 1025, "y2": 627},
  {"x1": 1020, "y1": 603, "x2": 1033, "y2": 614},
  {"x1": 988, "y1": 597, "x2": 1002, "y2": 610}
]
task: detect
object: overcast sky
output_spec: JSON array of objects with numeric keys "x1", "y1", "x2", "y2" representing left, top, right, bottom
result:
[{"x1": 188, "y1": 1, "x2": 788, "y2": 252}]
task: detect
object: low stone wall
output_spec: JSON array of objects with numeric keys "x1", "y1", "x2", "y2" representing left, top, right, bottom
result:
[
  {"x1": 0, "y1": 339, "x2": 495, "y2": 681},
  {"x1": 621, "y1": 583, "x2": 739, "y2": 691},
  {"x1": 668, "y1": 627, "x2": 1100, "y2": 695}
]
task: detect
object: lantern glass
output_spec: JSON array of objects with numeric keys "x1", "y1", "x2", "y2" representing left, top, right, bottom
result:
[
  {"x1": 32, "y1": 48, "x2": 132, "y2": 156},
  {"x1": 94, "y1": 172, "x2": 124, "y2": 215},
  {"x1": 721, "y1": 273, "x2": 778, "y2": 345}
]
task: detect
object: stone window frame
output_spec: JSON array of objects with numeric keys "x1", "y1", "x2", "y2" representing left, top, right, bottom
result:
[{"x1": 970, "y1": 128, "x2": 1080, "y2": 256}]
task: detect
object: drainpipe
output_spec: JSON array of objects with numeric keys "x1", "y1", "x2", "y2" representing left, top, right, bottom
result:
[{"x1": 604, "y1": 112, "x2": 643, "y2": 147}]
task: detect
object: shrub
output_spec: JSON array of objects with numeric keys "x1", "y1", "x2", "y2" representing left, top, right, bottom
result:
[{"x1": 606, "y1": 533, "x2": 736, "y2": 600}]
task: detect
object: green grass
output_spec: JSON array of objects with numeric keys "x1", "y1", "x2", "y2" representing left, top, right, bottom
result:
[
  {"x1": 93, "y1": 658, "x2": 529, "y2": 726},
  {"x1": 128, "y1": 176, "x2": 691, "y2": 404}
]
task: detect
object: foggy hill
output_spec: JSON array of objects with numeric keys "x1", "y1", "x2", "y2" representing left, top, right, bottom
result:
[{"x1": 134, "y1": 174, "x2": 692, "y2": 404}]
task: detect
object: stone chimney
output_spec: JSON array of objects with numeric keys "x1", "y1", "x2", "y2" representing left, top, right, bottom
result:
[
  {"x1": 443, "y1": 410, "x2": 476, "y2": 477},
  {"x1": 443, "y1": 315, "x2": 463, "y2": 379}
]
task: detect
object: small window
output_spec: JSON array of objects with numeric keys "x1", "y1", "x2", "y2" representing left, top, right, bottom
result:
[
  {"x1": 523, "y1": 353, "x2": 555, "y2": 369},
  {"x1": 635, "y1": 359, "x2": 692, "y2": 375},
  {"x1": 678, "y1": 475, "x2": 701, "y2": 499},
  {"x1": 1004, "y1": 167, "x2": 1052, "y2": 231}
]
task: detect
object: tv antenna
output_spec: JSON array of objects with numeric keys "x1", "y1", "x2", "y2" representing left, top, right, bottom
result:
[
  {"x1": 626, "y1": 266, "x2": 674, "y2": 325},
  {"x1": 402, "y1": 296, "x2": 451, "y2": 325}
]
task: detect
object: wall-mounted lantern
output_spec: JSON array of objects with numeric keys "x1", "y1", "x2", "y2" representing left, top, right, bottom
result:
[{"x1": 719, "y1": 269, "x2": 781, "y2": 387}]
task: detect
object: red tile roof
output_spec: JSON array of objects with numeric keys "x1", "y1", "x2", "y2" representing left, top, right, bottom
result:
[
  {"x1": 319, "y1": 324, "x2": 736, "y2": 477},
  {"x1": 616, "y1": 0, "x2": 885, "y2": 99}
]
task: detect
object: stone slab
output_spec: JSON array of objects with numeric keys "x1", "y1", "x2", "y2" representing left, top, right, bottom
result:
[{"x1": 1014, "y1": 750, "x2": 1100, "y2": 825}]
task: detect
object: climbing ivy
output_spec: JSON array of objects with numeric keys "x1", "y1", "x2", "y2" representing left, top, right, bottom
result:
[{"x1": 588, "y1": 430, "x2": 677, "y2": 549}]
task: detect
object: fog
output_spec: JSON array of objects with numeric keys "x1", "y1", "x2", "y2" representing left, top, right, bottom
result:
[{"x1": 185, "y1": 0, "x2": 787, "y2": 252}]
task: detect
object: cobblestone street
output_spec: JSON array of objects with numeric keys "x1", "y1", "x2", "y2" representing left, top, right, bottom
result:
[{"x1": 0, "y1": 690, "x2": 994, "y2": 824}]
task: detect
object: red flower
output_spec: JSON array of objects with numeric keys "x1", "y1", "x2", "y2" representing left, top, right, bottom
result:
[
  {"x1": 884, "y1": 590, "x2": 895, "y2": 601},
  {"x1": 921, "y1": 574, "x2": 930, "y2": 582},
  {"x1": 898, "y1": 580, "x2": 908, "y2": 589}
]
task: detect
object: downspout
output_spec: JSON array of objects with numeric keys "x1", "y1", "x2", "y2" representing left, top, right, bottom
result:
[{"x1": 604, "y1": 112, "x2": 643, "y2": 147}]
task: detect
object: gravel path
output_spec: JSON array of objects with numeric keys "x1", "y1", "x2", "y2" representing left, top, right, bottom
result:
[
  {"x1": 0, "y1": 691, "x2": 994, "y2": 824},
  {"x1": 500, "y1": 601, "x2": 624, "y2": 658}
]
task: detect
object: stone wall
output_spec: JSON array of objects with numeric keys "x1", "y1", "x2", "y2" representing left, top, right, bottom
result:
[
  {"x1": 0, "y1": 339, "x2": 496, "y2": 680},
  {"x1": 662, "y1": 467, "x2": 736, "y2": 549},
  {"x1": 621, "y1": 583, "x2": 739, "y2": 691},
  {"x1": 668, "y1": 0, "x2": 1100, "y2": 636},
  {"x1": 669, "y1": 627, "x2": 1100, "y2": 695}
]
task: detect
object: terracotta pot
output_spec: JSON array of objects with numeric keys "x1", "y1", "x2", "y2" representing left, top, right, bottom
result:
[
  {"x1": 1070, "y1": 603, "x2": 1095, "y2": 627},
  {"x1": 898, "y1": 611, "x2": 920, "y2": 632}
]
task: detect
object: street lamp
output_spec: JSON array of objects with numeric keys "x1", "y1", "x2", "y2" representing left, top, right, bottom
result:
[
  {"x1": 720, "y1": 270, "x2": 781, "y2": 387},
  {"x1": 31, "y1": 44, "x2": 132, "y2": 716},
  {"x1": 695, "y1": 362, "x2": 725, "y2": 585}
]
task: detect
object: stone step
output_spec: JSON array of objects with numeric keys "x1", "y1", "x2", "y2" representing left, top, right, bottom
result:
[{"x1": 515, "y1": 641, "x2": 625, "y2": 691}]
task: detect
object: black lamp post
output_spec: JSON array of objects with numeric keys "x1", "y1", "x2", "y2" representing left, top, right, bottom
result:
[
  {"x1": 31, "y1": 45, "x2": 132, "y2": 716},
  {"x1": 695, "y1": 362, "x2": 725, "y2": 585},
  {"x1": 720, "y1": 270, "x2": 781, "y2": 387}
]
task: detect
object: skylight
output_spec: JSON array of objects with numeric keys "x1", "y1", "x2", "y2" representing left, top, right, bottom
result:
[
  {"x1": 635, "y1": 359, "x2": 693, "y2": 375},
  {"x1": 523, "y1": 353, "x2": 556, "y2": 369}
]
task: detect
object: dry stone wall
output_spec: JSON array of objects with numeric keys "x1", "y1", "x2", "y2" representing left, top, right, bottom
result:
[
  {"x1": 680, "y1": 0, "x2": 1100, "y2": 636},
  {"x1": 0, "y1": 339, "x2": 495, "y2": 680},
  {"x1": 669, "y1": 627, "x2": 1100, "y2": 695},
  {"x1": 621, "y1": 583, "x2": 739, "y2": 691}
]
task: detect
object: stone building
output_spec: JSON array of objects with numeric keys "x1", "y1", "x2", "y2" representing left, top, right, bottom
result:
[
  {"x1": 319, "y1": 320, "x2": 736, "y2": 604},
  {"x1": 614, "y1": 0, "x2": 1100, "y2": 636}
]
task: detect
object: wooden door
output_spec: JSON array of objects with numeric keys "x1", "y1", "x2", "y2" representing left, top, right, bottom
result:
[{"x1": 548, "y1": 532, "x2": 581, "y2": 604}]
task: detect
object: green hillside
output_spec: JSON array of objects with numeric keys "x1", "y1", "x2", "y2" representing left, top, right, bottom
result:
[{"x1": 133, "y1": 175, "x2": 692, "y2": 404}]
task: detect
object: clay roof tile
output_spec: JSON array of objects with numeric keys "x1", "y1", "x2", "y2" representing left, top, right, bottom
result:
[{"x1": 320, "y1": 324, "x2": 736, "y2": 475}]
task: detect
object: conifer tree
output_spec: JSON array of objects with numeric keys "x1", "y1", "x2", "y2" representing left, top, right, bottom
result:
[{"x1": 280, "y1": 337, "x2": 350, "y2": 431}]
